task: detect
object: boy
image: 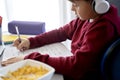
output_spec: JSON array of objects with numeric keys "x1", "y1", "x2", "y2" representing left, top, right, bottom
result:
[{"x1": 1, "y1": 0, "x2": 120, "y2": 80}]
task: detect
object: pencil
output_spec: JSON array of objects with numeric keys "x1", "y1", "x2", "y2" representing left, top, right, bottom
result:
[{"x1": 15, "y1": 26, "x2": 21, "y2": 42}]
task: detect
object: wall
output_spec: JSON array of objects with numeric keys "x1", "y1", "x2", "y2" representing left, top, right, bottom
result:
[{"x1": 109, "y1": 0, "x2": 120, "y2": 15}]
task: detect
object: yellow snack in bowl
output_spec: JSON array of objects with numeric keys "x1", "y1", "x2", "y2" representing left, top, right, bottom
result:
[{"x1": 1, "y1": 65, "x2": 49, "y2": 80}]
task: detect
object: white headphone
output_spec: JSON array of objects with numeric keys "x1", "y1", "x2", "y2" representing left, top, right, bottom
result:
[{"x1": 92, "y1": 0, "x2": 110, "y2": 14}]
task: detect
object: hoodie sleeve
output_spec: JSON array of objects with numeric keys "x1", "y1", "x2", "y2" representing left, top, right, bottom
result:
[{"x1": 28, "y1": 18, "x2": 79, "y2": 48}]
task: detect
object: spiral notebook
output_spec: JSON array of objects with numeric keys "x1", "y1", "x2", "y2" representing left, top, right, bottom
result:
[{"x1": 2, "y1": 42, "x2": 72, "y2": 61}]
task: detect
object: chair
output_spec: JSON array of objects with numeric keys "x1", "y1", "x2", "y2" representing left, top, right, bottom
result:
[{"x1": 101, "y1": 38, "x2": 120, "y2": 80}]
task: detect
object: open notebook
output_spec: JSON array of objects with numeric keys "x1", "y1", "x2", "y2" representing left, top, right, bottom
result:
[{"x1": 2, "y1": 42, "x2": 72, "y2": 61}]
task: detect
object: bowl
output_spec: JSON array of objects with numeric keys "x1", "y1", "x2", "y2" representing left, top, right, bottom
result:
[{"x1": 0, "y1": 59, "x2": 55, "y2": 80}]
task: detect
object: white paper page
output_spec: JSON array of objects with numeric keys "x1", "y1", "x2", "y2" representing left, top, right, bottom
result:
[
  {"x1": 2, "y1": 43, "x2": 72, "y2": 61},
  {"x1": 51, "y1": 74, "x2": 64, "y2": 80}
]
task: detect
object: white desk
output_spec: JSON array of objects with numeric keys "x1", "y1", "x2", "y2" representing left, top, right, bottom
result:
[{"x1": 0, "y1": 42, "x2": 72, "y2": 80}]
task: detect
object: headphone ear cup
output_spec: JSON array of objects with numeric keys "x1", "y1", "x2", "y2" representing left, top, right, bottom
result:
[
  {"x1": 92, "y1": 0, "x2": 96, "y2": 11},
  {"x1": 92, "y1": 0, "x2": 110, "y2": 14}
]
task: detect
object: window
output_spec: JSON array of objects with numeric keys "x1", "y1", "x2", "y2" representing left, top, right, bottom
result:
[
  {"x1": 1, "y1": 0, "x2": 75, "y2": 32},
  {"x1": 1, "y1": 0, "x2": 75, "y2": 49},
  {"x1": 1, "y1": 0, "x2": 61, "y2": 31}
]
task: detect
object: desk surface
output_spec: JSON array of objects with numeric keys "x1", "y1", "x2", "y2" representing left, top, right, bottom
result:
[{"x1": 0, "y1": 43, "x2": 70, "y2": 80}]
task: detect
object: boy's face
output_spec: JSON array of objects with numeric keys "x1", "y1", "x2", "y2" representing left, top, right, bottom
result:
[{"x1": 71, "y1": 0, "x2": 98, "y2": 20}]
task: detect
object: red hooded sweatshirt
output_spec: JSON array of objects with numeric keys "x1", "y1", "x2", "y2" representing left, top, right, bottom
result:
[{"x1": 24, "y1": 5, "x2": 120, "y2": 80}]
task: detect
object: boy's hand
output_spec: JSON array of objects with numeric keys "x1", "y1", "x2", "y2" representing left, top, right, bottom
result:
[
  {"x1": 13, "y1": 38, "x2": 30, "y2": 51},
  {"x1": 1, "y1": 56, "x2": 24, "y2": 66}
]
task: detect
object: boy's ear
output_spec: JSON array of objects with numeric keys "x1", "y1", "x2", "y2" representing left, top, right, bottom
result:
[{"x1": 92, "y1": 0, "x2": 110, "y2": 14}]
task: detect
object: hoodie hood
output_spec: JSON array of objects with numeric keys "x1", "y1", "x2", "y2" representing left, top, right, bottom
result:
[{"x1": 102, "y1": 5, "x2": 120, "y2": 36}]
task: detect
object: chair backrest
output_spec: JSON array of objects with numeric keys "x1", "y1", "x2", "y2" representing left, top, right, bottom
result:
[{"x1": 101, "y1": 38, "x2": 120, "y2": 80}]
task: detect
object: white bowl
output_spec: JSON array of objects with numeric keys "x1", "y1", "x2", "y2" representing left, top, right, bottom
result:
[{"x1": 0, "y1": 59, "x2": 55, "y2": 80}]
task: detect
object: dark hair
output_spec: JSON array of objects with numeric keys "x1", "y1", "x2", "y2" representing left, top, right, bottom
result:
[
  {"x1": 69, "y1": 0, "x2": 91, "y2": 3},
  {"x1": 69, "y1": 0, "x2": 79, "y2": 2}
]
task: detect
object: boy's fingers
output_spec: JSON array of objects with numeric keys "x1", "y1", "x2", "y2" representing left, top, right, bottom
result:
[
  {"x1": 1, "y1": 57, "x2": 18, "y2": 66},
  {"x1": 1, "y1": 61, "x2": 12, "y2": 66},
  {"x1": 20, "y1": 47, "x2": 27, "y2": 52},
  {"x1": 13, "y1": 40, "x2": 20, "y2": 47}
]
